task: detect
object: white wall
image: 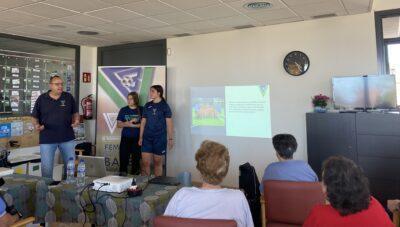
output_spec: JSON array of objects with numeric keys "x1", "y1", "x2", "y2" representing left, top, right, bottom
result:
[
  {"x1": 79, "y1": 46, "x2": 97, "y2": 144},
  {"x1": 166, "y1": 12, "x2": 379, "y2": 186}
]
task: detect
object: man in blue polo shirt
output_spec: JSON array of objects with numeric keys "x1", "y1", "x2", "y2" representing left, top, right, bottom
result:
[
  {"x1": 260, "y1": 134, "x2": 318, "y2": 192},
  {"x1": 31, "y1": 75, "x2": 79, "y2": 179}
]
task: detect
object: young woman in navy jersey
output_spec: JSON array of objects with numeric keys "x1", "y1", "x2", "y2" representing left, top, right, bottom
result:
[
  {"x1": 139, "y1": 85, "x2": 174, "y2": 176},
  {"x1": 117, "y1": 92, "x2": 142, "y2": 175}
]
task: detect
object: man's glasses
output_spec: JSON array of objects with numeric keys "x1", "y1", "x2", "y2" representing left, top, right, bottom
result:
[{"x1": 50, "y1": 83, "x2": 63, "y2": 86}]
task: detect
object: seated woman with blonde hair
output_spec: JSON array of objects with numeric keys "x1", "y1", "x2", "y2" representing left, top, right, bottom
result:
[{"x1": 164, "y1": 140, "x2": 254, "y2": 227}]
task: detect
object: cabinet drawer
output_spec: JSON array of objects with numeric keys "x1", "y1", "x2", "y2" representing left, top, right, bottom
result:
[
  {"x1": 357, "y1": 113, "x2": 400, "y2": 136},
  {"x1": 358, "y1": 156, "x2": 400, "y2": 180},
  {"x1": 357, "y1": 135, "x2": 400, "y2": 158}
]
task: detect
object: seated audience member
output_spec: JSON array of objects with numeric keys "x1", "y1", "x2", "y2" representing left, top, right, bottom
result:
[
  {"x1": 303, "y1": 156, "x2": 394, "y2": 227},
  {"x1": 0, "y1": 197, "x2": 18, "y2": 226},
  {"x1": 260, "y1": 134, "x2": 318, "y2": 191},
  {"x1": 164, "y1": 140, "x2": 254, "y2": 227},
  {"x1": 388, "y1": 199, "x2": 400, "y2": 212}
]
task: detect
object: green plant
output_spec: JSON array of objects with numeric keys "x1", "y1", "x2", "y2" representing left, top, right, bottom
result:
[{"x1": 312, "y1": 94, "x2": 329, "y2": 107}]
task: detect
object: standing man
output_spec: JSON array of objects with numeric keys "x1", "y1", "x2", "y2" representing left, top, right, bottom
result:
[{"x1": 31, "y1": 75, "x2": 79, "y2": 179}]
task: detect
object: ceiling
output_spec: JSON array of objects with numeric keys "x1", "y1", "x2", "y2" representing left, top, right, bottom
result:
[{"x1": 0, "y1": 0, "x2": 373, "y2": 47}]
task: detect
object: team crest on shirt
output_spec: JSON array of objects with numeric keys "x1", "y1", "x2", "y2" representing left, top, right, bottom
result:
[
  {"x1": 60, "y1": 100, "x2": 66, "y2": 106},
  {"x1": 152, "y1": 108, "x2": 157, "y2": 115}
]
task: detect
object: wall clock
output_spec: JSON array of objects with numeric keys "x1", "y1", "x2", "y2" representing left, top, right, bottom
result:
[{"x1": 283, "y1": 51, "x2": 310, "y2": 76}]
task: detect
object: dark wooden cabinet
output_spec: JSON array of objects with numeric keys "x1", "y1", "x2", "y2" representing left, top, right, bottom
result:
[
  {"x1": 306, "y1": 112, "x2": 400, "y2": 206},
  {"x1": 306, "y1": 113, "x2": 357, "y2": 177}
]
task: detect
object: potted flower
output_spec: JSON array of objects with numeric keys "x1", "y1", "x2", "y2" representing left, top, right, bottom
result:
[{"x1": 312, "y1": 94, "x2": 329, "y2": 113}]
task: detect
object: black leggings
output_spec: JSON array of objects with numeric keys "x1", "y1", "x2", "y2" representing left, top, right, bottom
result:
[{"x1": 119, "y1": 137, "x2": 141, "y2": 174}]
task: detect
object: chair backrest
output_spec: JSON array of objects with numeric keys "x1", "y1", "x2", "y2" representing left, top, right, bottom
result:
[
  {"x1": 154, "y1": 216, "x2": 237, "y2": 227},
  {"x1": 263, "y1": 180, "x2": 325, "y2": 226}
]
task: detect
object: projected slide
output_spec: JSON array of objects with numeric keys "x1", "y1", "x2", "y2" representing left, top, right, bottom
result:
[{"x1": 191, "y1": 85, "x2": 272, "y2": 138}]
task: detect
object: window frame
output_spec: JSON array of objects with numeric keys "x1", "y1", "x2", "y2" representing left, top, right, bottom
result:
[{"x1": 375, "y1": 9, "x2": 400, "y2": 74}]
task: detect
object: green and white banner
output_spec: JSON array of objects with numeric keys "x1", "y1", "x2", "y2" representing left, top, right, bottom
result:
[{"x1": 96, "y1": 66, "x2": 166, "y2": 171}]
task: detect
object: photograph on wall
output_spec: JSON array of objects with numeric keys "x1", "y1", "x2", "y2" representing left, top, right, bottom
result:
[
  {"x1": 11, "y1": 67, "x2": 19, "y2": 74},
  {"x1": 0, "y1": 123, "x2": 11, "y2": 138},
  {"x1": 96, "y1": 66, "x2": 166, "y2": 171},
  {"x1": 10, "y1": 91, "x2": 20, "y2": 110},
  {"x1": 11, "y1": 121, "x2": 23, "y2": 137}
]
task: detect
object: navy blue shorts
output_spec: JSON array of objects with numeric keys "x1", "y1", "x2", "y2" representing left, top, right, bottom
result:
[{"x1": 142, "y1": 135, "x2": 167, "y2": 156}]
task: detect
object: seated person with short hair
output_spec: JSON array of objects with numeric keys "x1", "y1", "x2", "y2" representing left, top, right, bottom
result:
[
  {"x1": 260, "y1": 134, "x2": 318, "y2": 191},
  {"x1": 164, "y1": 140, "x2": 254, "y2": 227},
  {"x1": 304, "y1": 156, "x2": 394, "y2": 227}
]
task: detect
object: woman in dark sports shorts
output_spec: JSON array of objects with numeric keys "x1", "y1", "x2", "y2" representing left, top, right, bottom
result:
[{"x1": 139, "y1": 85, "x2": 174, "y2": 176}]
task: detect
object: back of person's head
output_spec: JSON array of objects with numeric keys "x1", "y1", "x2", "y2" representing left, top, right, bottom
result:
[
  {"x1": 272, "y1": 134, "x2": 297, "y2": 159},
  {"x1": 195, "y1": 140, "x2": 230, "y2": 185},
  {"x1": 322, "y1": 156, "x2": 370, "y2": 216}
]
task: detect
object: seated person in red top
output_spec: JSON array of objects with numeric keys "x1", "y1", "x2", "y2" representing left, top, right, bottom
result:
[{"x1": 303, "y1": 156, "x2": 393, "y2": 227}]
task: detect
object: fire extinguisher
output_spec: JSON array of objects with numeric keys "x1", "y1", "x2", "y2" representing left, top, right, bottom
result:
[{"x1": 81, "y1": 94, "x2": 93, "y2": 120}]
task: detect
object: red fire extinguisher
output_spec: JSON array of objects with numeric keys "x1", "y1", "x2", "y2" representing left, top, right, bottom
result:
[{"x1": 81, "y1": 94, "x2": 93, "y2": 120}]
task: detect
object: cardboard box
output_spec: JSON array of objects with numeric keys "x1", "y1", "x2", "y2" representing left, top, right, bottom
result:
[
  {"x1": 28, "y1": 162, "x2": 41, "y2": 176},
  {"x1": 12, "y1": 163, "x2": 27, "y2": 174}
]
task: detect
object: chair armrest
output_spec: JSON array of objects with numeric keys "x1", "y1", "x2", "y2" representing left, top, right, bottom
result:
[
  {"x1": 260, "y1": 194, "x2": 266, "y2": 227},
  {"x1": 10, "y1": 216, "x2": 35, "y2": 227},
  {"x1": 394, "y1": 210, "x2": 399, "y2": 227}
]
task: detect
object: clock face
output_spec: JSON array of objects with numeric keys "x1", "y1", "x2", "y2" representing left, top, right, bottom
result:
[{"x1": 283, "y1": 51, "x2": 310, "y2": 76}]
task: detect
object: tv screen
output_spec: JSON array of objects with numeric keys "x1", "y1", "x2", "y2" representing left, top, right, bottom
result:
[
  {"x1": 366, "y1": 75, "x2": 397, "y2": 109},
  {"x1": 332, "y1": 76, "x2": 365, "y2": 109},
  {"x1": 332, "y1": 75, "x2": 397, "y2": 110}
]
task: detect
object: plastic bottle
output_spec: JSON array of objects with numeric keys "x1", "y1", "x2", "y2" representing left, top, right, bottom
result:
[
  {"x1": 66, "y1": 157, "x2": 75, "y2": 184},
  {"x1": 77, "y1": 159, "x2": 86, "y2": 187}
]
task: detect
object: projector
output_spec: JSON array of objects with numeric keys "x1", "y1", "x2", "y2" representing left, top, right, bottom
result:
[{"x1": 92, "y1": 175, "x2": 133, "y2": 193}]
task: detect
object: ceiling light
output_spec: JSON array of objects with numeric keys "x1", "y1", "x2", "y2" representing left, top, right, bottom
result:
[
  {"x1": 77, "y1": 31, "x2": 99, "y2": 35},
  {"x1": 243, "y1": 2, "x2": 273, "y2": 10}
]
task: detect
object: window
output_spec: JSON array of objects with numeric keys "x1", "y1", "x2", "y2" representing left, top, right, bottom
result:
[{"x1": 376, "y1": 10, "x2": 400, "y2": 105}]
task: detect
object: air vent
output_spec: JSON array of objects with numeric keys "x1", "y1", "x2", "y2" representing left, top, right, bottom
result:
[
  {"x1": 48, "y1": 24, "x2": 66, "y2": 29},
  {"x1": 233, "y1": 25, "x2": 255, "y2": 29},
  {"x1": 244, "y1": 2, "x2": 272, "y2": 10},
  {"x1": 174, "y1": 33, "x2": 191, "y2": 37},
  {"x1": 312, "y1": 13, "x2": 337, "y2": 19},
  {"x1": 77, "y1": 31, "x2": 99, "y2": 35}
]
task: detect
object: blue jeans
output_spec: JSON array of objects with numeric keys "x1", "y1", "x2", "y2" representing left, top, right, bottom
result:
[{"x1": 40, "y1": 140, "x2": 76, "y2": 179}]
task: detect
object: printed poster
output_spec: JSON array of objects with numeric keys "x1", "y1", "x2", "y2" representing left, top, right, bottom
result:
[{"x1": 96, "y1": 66, "x2": 166, "y2": 171}]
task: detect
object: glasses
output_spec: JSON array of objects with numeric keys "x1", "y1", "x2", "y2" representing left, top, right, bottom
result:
[{"x1": 50, "y1": 83, "x2": 63, "y2": 86}]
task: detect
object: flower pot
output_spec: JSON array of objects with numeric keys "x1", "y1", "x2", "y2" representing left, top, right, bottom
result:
[{"x1": 314, "y1": 106, "x2": 327, "y2": 113}]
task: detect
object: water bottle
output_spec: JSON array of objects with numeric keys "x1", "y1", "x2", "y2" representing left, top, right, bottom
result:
[
  {"x1": 66, "y1": 157, "x2": 75, "y2": 184},
  {"x1": 77, "y1": 159, "x2": 86, "y2": 187}
]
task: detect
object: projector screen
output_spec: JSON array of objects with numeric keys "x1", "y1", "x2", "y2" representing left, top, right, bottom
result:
[{"x1": 191, "y1": 85, "x2": 272, "y2": 138}]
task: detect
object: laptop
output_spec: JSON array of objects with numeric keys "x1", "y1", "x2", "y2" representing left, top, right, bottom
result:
[
  {"x1": 78, "y1": 156, "x2": 107, "y2": 178},
  {"x1": 149, "y1": 176, "x2": 180, "y2": 186}
]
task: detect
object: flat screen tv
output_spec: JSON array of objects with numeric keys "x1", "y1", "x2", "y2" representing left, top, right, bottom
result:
[{"x1": 332, "y1": 75, "x2": 397, "y2": 110}]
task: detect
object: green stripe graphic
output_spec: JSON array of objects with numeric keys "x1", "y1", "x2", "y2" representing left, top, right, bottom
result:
[
  {"x1": 98, "y1": 69, "x2": 126, "y2": 108},
  {"x1": 139, "y1": 67, "x2": 155, "y2": 106}
]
